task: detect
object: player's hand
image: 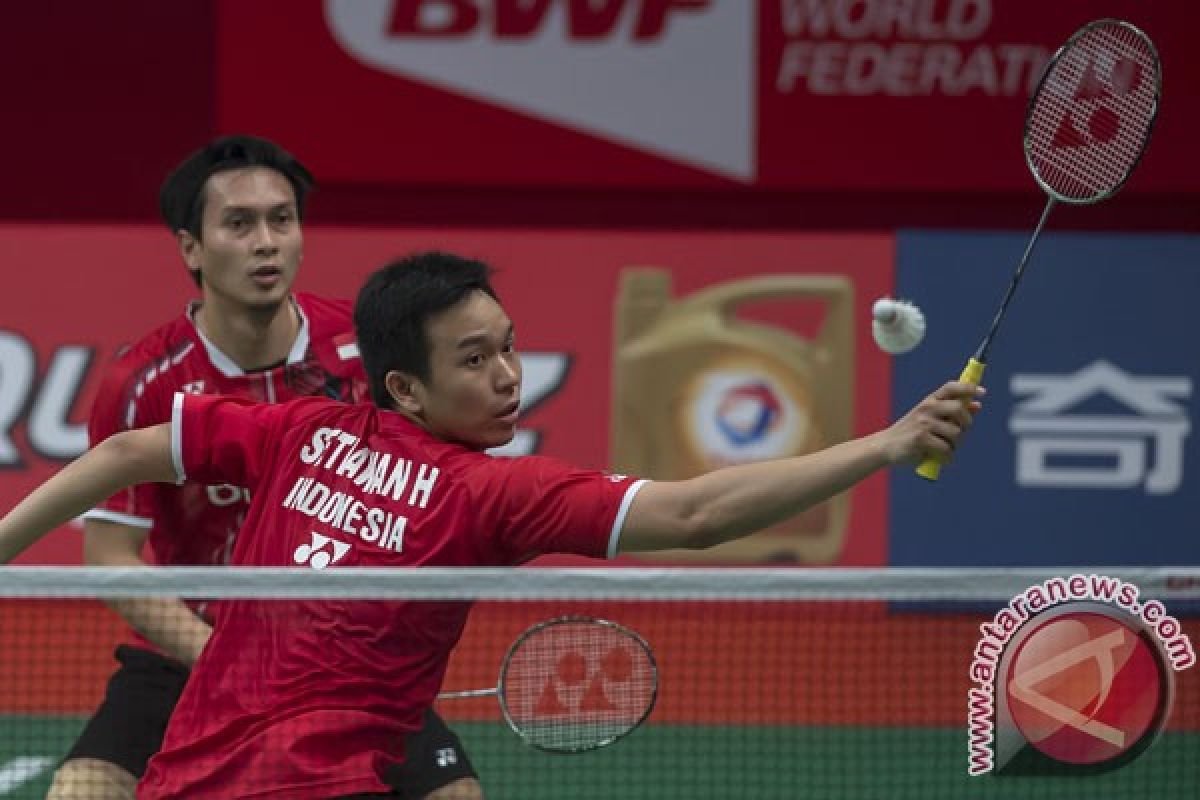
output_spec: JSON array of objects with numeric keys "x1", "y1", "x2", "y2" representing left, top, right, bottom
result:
[{"x1": 882, "y1": 381, "x2": 984, "y2": 466}]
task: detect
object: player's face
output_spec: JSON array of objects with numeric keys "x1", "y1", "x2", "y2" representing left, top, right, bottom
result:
[
  {"x1": 182, "y1": 167, "x2": 302, "y2": 312},
  {"x1": 414, "y1": 290, "x2": 522, "y2": 450}
]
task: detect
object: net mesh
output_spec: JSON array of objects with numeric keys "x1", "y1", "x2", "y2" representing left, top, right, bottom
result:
[
  {"x1": 1026, "y1": 21, "x2": 1158, "y2": 202},
  {"x1": 0, "y1": 567, "x2": 1197, "y2": 799}
]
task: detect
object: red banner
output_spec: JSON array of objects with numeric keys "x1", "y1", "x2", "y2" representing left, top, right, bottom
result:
[
  {"x1": 216, "y1": 0, "x2": 1196, "y2": 192},
  {"x1": 1, "y1": 225, "x2": 892, "y2": 566}
]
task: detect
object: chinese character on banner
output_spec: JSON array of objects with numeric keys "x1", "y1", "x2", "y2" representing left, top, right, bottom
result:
[{"x1": 1009, "y1": 361, "x2": 1192, "y2": 495}]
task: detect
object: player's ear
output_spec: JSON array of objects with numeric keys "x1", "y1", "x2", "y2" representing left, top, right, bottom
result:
[
  {"x1": 178, "y1": 229, "x2": 201, "y2": 272},
  {"x1": 385, "y1": 370, "x2": 424, "y2": 416}
]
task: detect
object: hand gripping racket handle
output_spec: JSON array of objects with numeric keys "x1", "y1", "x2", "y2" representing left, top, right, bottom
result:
[{"x1": 915, "y1": 358, "x2": 986, "y2": 481}]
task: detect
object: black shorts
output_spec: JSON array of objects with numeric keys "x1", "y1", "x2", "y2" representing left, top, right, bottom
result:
[
  {"x1": 64, "y1": 645, "x2": 188, "y2": 777},
  {"x1": 380, "y1": 708, "x2": 478, "y2": 799},
  {"x1": 67, "y1": 646, "x2": 477, "y2": 798}
]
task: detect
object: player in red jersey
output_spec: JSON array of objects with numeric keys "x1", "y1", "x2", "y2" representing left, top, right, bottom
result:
[
  {"x1": 45, "y1": 139, "x2": 480, "y2": 800},
  {"x1": 0, "y1": 251, "x2": 982, "y2": 799}
]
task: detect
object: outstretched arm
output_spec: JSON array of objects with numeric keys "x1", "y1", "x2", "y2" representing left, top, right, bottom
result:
[
  {"x1": 619, "y1": 382, "x2": 983, "y2": 553},
  {"x1": 0, "y1": 424, "x2": 176, "y2": 563}
]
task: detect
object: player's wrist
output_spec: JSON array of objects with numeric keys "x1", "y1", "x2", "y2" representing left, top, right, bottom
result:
[{"x1": 861, "y1": 430, "x2": 901, "y2": 469}]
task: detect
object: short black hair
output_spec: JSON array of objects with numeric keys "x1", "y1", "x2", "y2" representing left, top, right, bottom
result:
[
  {"x1": 159, "y1": 135, "x2": 314, "y2": 284},
  {"x1": 354, "y1": 252, "x2": 499, "y2": 409}
]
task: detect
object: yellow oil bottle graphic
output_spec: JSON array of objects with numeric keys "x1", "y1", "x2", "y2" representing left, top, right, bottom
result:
[{"x1": 612, "y1": 269, "x2": 854, "y2": 563}]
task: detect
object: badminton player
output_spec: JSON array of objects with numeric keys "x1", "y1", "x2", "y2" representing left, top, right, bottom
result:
[
  {"x1": 0, "y1": 251, "x2": 982, "y2": 799},
  {"x1": 44, "y1": 140, "x2": 480, "y2": 800}
]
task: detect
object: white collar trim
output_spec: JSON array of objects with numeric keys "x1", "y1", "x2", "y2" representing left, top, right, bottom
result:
[{"x1": 188, "y1": 299, "x2": 310, "y2": 377}]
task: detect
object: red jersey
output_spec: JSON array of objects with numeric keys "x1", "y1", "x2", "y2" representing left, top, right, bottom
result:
[
  {"x1": 139, "y1": 394, "x2": 646, "y2": 800},
  {"x1": 84, "y1": 293, "x2": 367, "y2": 644}
]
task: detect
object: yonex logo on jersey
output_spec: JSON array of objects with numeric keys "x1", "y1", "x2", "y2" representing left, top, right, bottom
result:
[
  {"x1": 434, "y1": 747, "x2": 458, "y2": 768},
  {"x1": 292, "y1": 531, "x2": 352, "y2": 570},
  {"x1": 183, "y1": 380, "x2": 206, "y2": 394}
]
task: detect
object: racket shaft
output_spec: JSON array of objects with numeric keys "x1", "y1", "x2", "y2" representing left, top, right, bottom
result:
[
  {"x1": 977, "y1": 197, "x2": 1056, "y2": 362},
  {"x1": 916, "y1": 358, "x2": 986, "y2": 480},
  {"x1": 438, "y1": 687, "x2": 498, "y2": 700}
]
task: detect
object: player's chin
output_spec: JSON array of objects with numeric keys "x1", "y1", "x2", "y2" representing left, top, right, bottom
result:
[
  {"x1": 241, "y1": 285, "x2": 292, "y2": 310},
  {"x1": 474, "y1": 421, "x2": 517, "y2": 450}
]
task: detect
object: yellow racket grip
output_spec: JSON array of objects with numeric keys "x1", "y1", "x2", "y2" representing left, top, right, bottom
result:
[{"x1": 915, "y1": 357, "x2": 986, "y2": 481}]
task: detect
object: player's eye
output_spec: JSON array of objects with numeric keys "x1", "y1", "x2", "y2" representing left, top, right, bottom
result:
[{"x1": 464, "y1": 353, "x2": 485, "y2": 368}]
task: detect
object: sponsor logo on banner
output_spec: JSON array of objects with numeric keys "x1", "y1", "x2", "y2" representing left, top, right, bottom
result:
[
  {"x1": 0, "y1": 331, "x2": 92, "y2": 466},
  {"x1": 1009, "y1": 361, "x2": 1192, "y2": 494},
  {"x1": 773, "y1": 0, "x2": 1048, "y2": 97},
  {"x1": 690, "y1": 372, "x2": 800, "y2": 463},
  {"x1": 324, "y1": 0, "x2": 755, "y2": 179},
  {"x1": 967, "y1": 574, "x2": 1194, "y2": 776}
]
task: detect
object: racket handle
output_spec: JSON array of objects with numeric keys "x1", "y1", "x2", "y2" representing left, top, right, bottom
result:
[{"x1": 915, "y1": 357, "x2": 986, "y2": 481}]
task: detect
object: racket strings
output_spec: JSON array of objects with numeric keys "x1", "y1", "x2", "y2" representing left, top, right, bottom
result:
[
  {"x1": 1027, "y1": 23, "x2": 1158, "y2": 201},
  {"x1": 501, "y1": 619, "x2": 656, "y2": 751}
]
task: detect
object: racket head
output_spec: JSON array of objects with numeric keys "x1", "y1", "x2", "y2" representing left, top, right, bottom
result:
[
  {"x1": 495, "y1": 615, "x2": 658, "y2": 754},
  {"x1": 1024, "y1": 18, "x2": 1161, "y2": 205}
]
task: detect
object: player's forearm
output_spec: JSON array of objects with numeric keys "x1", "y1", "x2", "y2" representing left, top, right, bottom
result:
[
  {"x1": 85, "y1": 529, "x2": 212, "y2": 666},
  {"x1": 623, "y1": 432, "x2": 891, "y2": 552},
  {"x1": 0, "y1": 426, "x2": 175, "y2": 563},
  {"x1": 106, "y1": 596, "x2": 212, "y2": 666},
  {"x1": 684, "y1": 432, "x2": 890, "y2": 547}
]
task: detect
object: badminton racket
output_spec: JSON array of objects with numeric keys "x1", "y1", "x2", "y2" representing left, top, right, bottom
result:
[
  {"x1": 918, "y1": 18, "x2": 1161, "y2": 480},
  {"x1": 437, "y1": 616, "x2": 658, "y2": 753}
]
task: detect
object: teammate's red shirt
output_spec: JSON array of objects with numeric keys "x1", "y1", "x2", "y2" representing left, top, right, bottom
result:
[
  {"x1": 139, "y1": 394, "x2": 646, "y2": 800},
  {"x1": 84, "y1": 293, "x2": 367, "y2": 646}
]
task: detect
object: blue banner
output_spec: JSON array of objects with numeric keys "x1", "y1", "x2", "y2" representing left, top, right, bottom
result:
[{"x1": 892, "y1": 231, "x2": 1200, "y2": 566}]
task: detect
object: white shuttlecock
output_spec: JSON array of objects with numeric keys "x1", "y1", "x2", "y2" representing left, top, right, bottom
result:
[{"x1": 872, "y1": 297, "x2": 926, "y2": 354}]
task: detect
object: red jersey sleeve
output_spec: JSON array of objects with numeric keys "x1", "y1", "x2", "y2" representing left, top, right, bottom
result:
[
  {"x1": 171, "y1": 393, "x2": 285, "y2": 490},
  {"x1": 467, "y1": 455, "x2": 648, "y2": 564}
]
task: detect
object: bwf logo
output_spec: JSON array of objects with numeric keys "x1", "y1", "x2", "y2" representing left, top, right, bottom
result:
[
  {"x1": 967, "y1": 576, "x2": 1194, "y2": 776},
  {"x1": 384, "y1": 0, "x2": 710, "y2": 40},
  {"x1": 324, "y1": 0, "x2": 754, "y2": 180},
  {"x1": 292, "y1": 532, "x2": 352, "y2": 570}
]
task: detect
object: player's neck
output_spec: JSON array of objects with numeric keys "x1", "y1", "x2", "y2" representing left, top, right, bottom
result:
[{"x1": 194, "y1": 295, "x2": 300, "y2": 372}]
